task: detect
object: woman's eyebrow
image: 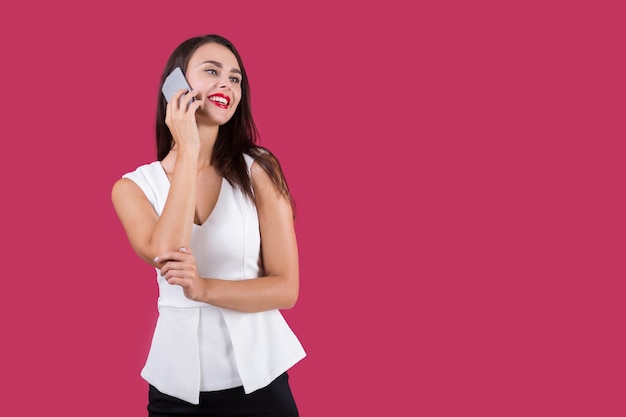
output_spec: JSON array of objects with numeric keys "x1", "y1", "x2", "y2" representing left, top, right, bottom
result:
[{"x1": 202, "y1": 60, "x2": 242, "y2": 75}]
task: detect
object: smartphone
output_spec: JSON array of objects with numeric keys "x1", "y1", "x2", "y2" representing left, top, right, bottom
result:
[{"x1": 161, "y1": 67, "x2": 194, "y2": 105}]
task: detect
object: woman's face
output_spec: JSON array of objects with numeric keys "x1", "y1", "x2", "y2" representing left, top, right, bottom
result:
[{"x1": 185, "y1": 42, "x2": 243, "y2": 126}]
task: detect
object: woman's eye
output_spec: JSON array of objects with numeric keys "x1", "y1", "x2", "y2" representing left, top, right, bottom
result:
[
  {"x1": 205, "y1": 69, "x2": 218, "y2": 75},
  {"x1": 230, "y1": 77, "x2": 240, "y2": 84}
]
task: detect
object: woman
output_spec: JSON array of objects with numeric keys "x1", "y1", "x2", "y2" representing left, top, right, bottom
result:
[{"x1": 112, "y1": 34, "x2": 306, "y2": 417}]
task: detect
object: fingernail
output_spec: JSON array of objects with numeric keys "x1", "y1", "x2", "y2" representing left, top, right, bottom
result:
[
  {"x1": 179, "y1": 247, "x2": 188, "y2": 253},
  {"x1": 154, "y1": 256, "x2": 159, "y2": 262}
]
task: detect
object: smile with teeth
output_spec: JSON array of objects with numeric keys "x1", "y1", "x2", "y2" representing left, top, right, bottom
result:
[{"x1": 208, "y1": 94, "x2": 230, "y2": 108}]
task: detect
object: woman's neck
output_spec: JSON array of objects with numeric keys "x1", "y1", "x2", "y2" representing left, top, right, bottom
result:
[{"x1": 196, "y1": 124, "x2": 219, "y2": 167}]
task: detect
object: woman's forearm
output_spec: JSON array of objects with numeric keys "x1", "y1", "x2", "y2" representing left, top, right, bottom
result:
[
  {"x1": 149, "y1": 149, "x2": 198, "y2": 255},
  {"x1": 201, "y1": 274, "x2": 299, "y2": 313}
]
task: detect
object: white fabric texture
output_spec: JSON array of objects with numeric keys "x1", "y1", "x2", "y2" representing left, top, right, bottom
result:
[{"x1": 122, "y1": 153, "x2": 306, "y2": 404}]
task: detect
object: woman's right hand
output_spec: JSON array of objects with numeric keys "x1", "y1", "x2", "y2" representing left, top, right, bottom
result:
[{"x1": 164, "y1": 88, "x2": 203, "y2": 152}]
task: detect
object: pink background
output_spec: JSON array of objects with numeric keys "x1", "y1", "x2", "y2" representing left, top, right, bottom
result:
[{"x1": 1, "y1": 1, "x2": 624, "y2": 415}]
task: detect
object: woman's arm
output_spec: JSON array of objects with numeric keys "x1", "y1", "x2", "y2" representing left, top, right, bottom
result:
[
  {"x1": 157, "y1": 159, "x2": 300, "y2": 312},
  {"x1": 112, "y1": 90, "x2": 201, "y2": 266}
]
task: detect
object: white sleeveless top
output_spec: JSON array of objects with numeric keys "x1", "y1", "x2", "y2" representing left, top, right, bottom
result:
[{"x1": 122, "y1": 153, "x2": 306, "y2": 405}]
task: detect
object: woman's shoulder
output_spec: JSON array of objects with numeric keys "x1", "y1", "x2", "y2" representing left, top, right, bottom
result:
[
  {"x1": 113, "y1": 161, "x2": 167, "y2": 207},
  {"x1": 245, "y1": 147, "x2": 283, "y2": 177},
  {"x1": 244, "y1": 147, "x2": 289, "y2": 189},
  {"x1": 244, "y1": 146, "x2": 280, "y2": 166},
  {"x1": 121, "y1": 161, "x2": 162, "y2": 180},
  {"x1": 114, "y1": 161, "x2": 164, "y2": 194}
]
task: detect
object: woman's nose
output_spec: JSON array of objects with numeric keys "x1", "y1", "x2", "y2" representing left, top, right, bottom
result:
[{"x1": 218, "y1": 74, "x2": 231, "y2": 89}]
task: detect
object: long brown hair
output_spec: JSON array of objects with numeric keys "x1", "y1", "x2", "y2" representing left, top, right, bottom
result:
[{"x1": 155, "y1": 34, "x2": 294, "y2": 214}]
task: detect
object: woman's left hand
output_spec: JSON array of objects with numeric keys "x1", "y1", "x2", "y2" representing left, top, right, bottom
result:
[{"x1": 155, "y1": 247, "x2": 206, "y2": 301}]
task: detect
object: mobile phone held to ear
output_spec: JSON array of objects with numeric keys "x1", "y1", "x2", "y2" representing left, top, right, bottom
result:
[{"x1": 161, "y1": 67, "x2": 195, "y2": 105}]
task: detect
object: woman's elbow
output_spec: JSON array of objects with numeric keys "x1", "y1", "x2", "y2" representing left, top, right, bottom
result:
[{"x1": 281, "y1": 284, "x2": 299, "y2": 309}]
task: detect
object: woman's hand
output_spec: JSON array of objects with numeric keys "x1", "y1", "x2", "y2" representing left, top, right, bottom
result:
[
  {"x1": 155, "y1": 247, "x2": 207, "y2": 302},
  {"x1": 164, "y1": 88, "x2": 203, "y2": 152}
]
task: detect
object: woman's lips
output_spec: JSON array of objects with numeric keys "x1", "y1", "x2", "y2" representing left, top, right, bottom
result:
[{"x1": 207, "y1": 93, "x2": 230, "y2": 109}]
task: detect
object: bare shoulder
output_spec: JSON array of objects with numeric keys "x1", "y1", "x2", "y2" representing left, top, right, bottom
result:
[
  {"x1": 249, "y1": 152, "x2": 283, "y2": 196},
  {"x1": 249, "y1": 156, "x2": 271, "y2": 182},
  {"x1": 112, "y1": 177, "x2": 137, "y2": 200},
  {"x1": 111, "y1": 177, "x2": 147, "y2": 212}
]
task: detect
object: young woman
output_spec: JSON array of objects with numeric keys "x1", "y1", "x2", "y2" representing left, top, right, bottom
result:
[{"x1": 112, "y1": 34, "x2": 305, "y2": 417}]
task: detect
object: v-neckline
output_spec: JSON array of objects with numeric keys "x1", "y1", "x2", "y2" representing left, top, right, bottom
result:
[{"x1": 157, "y1": 161, "x2": 225, "y2": 227}]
